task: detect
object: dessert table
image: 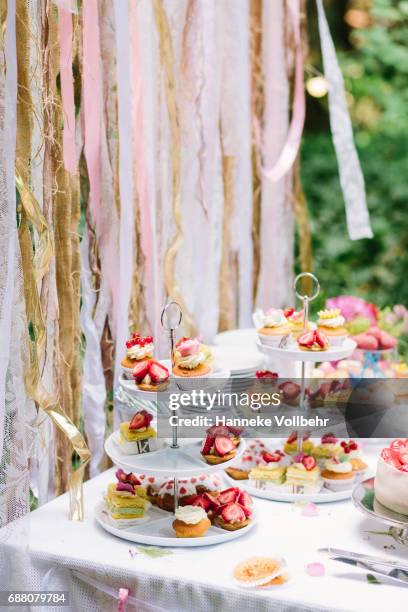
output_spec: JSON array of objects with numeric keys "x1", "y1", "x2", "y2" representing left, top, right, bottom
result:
[{"x1": 2, "y1": 445, "x2": 408, "y2": 612}]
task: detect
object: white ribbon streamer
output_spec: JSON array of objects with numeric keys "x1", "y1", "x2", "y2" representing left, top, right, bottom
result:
[
  {"x1": 80, "y1": 228, "x2": 106, "y2": 477},
  {"x1": 316, "y1": 0, "x2": 373, "y2": 240},
  {"x1": 113, "y1": 0, "x2": 135, "y2": 388}
]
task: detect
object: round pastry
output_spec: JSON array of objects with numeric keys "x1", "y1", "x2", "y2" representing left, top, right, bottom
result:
[
  {"x1": 233, "y1": 556, "x2": 286, "y2": 587},
  {"x1": 173, "y1": 337, "x2": 212, "y2": 377},
  {"x1": 213, "y1": 501, "x2": 251, "y2": 531},
  {"x1": 317, "y1": 308, "x2": 348, "y2": 346},
  {"x1": 172, "y1": 505, "x2": 211, "y2": 538},
  {"x1": 321, "y1": 457, "x2": 355, "y2": 491},
  {"x1": 122, "y1": 333, "x2": 154, "y2": 370},
  {"x1": 340, "y1": 440, "x2": 368, "y2": 475},
  {"x1": 298, "y1": 329, "x2": 329, "y2": 351},
  {"x1": 257, "y1": 308, "x2": 292, "y2": 346},
  {"x1": 375, "y1": 440, "x2": 408, "y2": 515},
  {"x1": 313, "y1": 433, "x2": 341, "y2": 462},
  {"x1": 172, "y1": 362, "x2": 211, "y2": 377},
  {"x1": 201, "y1": 434, "x2": 237, "y2": 465},
  {"x1": 133, "y1": 359, "x2": 170, "y2": 392}
]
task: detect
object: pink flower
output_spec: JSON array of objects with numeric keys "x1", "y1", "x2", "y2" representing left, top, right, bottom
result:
[
  {"x1": 306, "y1": 562, "x2": 326, "y2": 577},
  {"x1": 326, "y1": 296, "x2": 378, "y2": 324}
]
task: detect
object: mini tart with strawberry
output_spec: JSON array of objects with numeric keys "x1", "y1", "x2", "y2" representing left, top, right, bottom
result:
[
  {"x1": 212, "y1": 487, "x2": 253, "y2": 531},
  {"x1": 201, "y1": 433, "x2": 237, "y2": 465},
  {"x1": 340, "y1": 440, "x2": 368, "y2": 474},
  {"x1": 312, "y1": 433, "x2": 341, "y2": 461},
  {"x1": 132, "y1": 359, "x2": 170, "y2": 392},
  {"x1": 285, "y1": 454, "x2": 322, "y2": 492},
  {"x1": 172, "y1": 337, "x2": 212, "y2": 377},
  {"x1": 283, "y1": 431, "x2": 314, "y2": 455},
  {"x1": 121, "y1": 333, "x2": 154, "y2": 370},
  {"x1": 297, "y1": 329, "x2": 329, "y2": 352},
  {"x1": 119, "y1": 410, "x2": 157, "y2": 454},
  {"x1": 317, "y1": 308, "x2": 348, "y2": 346},
  {"x1": 249, "y1": 450, "x2": 288, "y2": 486},
  {"x1": 321, "y1": 456, "x2": 355, "y2": 491},
  {"x1": 284, "y1": 307, "x2": 313, "y2": 339}
]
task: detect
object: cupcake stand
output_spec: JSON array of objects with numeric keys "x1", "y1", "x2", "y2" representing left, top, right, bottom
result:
[
  {"x1": 243, "y1": 273, "x2": 358, "y2": 503},
  {"x1": 98, "y1": 302, "x2": 255, "y2": 546}
]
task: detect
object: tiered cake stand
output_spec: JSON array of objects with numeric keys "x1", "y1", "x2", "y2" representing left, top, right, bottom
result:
[{"x1": 97, "y1": 302, "x2": 256, "y2": 546}]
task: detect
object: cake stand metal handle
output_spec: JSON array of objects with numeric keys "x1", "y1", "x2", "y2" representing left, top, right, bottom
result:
[
  {"x1": 293, "y1": 272, "x2": 320, "y2": 458},
  {"x1": 161, "y1": 301, "x2": 183, "y2": 449}
]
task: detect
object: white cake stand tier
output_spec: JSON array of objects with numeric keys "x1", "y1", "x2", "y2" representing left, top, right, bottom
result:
[
  {"x1": 105, "y1": 433, "x2": 246, "y2": 477},
  {"x1": 256, "y1": 338, "x2": 357, "y2": 362},
  {"x1": 95, "y1": 501, "x2": 256, "y2": 547}
]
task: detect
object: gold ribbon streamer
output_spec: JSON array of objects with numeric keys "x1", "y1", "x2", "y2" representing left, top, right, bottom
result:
[
  {"x1": 153, "y1": 0, "x2": 195, "y2": 335},
  {"x1": 218, "y1": 156, "x2": 237, "y2": 331},
  {"x1": 293, "y1": 156, "x2": 312, "y2": 273},
  {"x1": 17, "y1": 175, "x2": 90, "y2": 521}
]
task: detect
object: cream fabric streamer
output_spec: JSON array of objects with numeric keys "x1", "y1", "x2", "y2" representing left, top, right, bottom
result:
[
  {"x1": 219, "y1": 0, "x2": 253, "y2": 328},
  {"x1": 113, "y1": 0, "x2": 135, "y2": 384},
  {"x1": 316, "y1": 0, "x2": 372, "y2": 240},
  {"x1": 256, "y1": 0, "x2": 294, "y2": 309}
]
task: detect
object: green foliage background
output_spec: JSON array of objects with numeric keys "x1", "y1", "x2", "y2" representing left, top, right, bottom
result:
[{"x1": 301, "y1": 0, "x2": 408, "y2": 309}]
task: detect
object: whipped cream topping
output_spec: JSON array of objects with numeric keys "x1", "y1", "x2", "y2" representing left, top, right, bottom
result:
[
  {"x1": 262, "y1": 308, "x2": 288, "y2": 328},
  {"x1": 318, "y1": 315, "x2": 345, "y2": 328},
  {"x1": 175, "y1": 505, "x2": 207, "y2": 524},
  {"x1": 158, "y1": 479, "x2": 196, "y2": 497},
  {"x1": 127, "y1": 343, "x2": 154, "y2": 360},
  {"x1": 324, "y1": 459, "x2": 352, "y2": 474},
  {"x1": 177, "y1": 351, "x2": 205, "y2": 369}
]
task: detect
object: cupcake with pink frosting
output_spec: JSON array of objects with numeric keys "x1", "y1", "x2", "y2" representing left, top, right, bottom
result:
[{"x1": 173, "y1": 337, "x2": 212, "y2": 377}]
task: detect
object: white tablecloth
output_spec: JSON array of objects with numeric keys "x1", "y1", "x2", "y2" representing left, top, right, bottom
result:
[{"x1": 1, "y1": 447, "x2": 408, "y2": 612}]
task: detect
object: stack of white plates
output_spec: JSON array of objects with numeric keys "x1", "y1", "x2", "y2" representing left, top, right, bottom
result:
[{"x1": 210, "y1": 345, "x2": 264, "y2": 392}]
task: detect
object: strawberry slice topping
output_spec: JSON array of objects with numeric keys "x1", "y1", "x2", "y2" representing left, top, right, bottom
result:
[
  {"x1": 287, "y1": 431, "x2": 297, "y2": 444},
  {"x1": 116, "y1": 482, "x2": 136, "y2": 495},
  {"x1": 149, "y1": 360, "x2": 169, "y2": 383},
  {"x1": 279, "y1": 381, "x2": 300, "y2": 400},
  {"x1": 218, "y1": 487, "x2": 240, "y2": 505},
  {"x1": 315, "y1": 329, "x2": 327, "y2": 348},
  {"x1": 297, "y1": 330, "x2": 315, "y2": 347},
  {"x1": 284, "y1": 307, "x2": 295, "y2": 318},
  {"x1": 262, "y1": 451, "x2": 281, "y2": 463},
  {"x1": 190, "y1": 494, "x2": 212, "y2": 511},
  {"x1": 221, "y1": 502, "x2": 246, "y2": 524},
  {"x1": 115, "y1": 469, "x2": 141, "y2": 486},
  {"x1": 237, "y1": 503, "x2": 252, "y2": 518},
  {"x1": 201, "y1": 435, "x2": 215, "y2": 456},
  {"x1": 255, "y1": 370, "x2": 278, "y2": 382},
  {"x1": 129, "y1": 410, "x2": 153, "y2": 430},
  {"x1": 322, "y1": 433, "x2": 338, "y2": 444},
  {"x1": 302, "y1": 455, "x2": 317, "y2": 471},
  {"x1": 132, "y1": 360, "x2": 151, "y2": 382},
  {"x1": 237, "y1": 490, "x2": 253, "y2": 509},
  {"x1": 214, "y1": 436, "x2": 236, "y2": 457}
]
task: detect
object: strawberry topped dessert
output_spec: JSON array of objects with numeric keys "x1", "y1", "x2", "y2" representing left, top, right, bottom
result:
[
  {"x1": 340, "y1": 440, "x2": 368, "y2": 475},
  {"x1": 121, "y1": 332, "x2": 154, "y2": 370},
  {"x1": 256, "y1": 308, "x2": 292, "y2": 346},
  {"x1": 133, "y1": 359, "x2": 170, "y2": 392},
  {"x1": 375, "y1": 439, "x2": 408, "y2": 515},
  {"x1": 173, "y1": 337, "x2": 212, "y2": 377},
  {"x1": 119, "y1": 409, "x2": 157, "y2": 454},
  {"x1": 225, "y1": 439, "x2": 266, "y2": 480},
  {"x1": 317, "y1": 308, "x2": 348, "y2": 346},
  {"x1": 284, "y1": 431, "x2": 314, "y2": 455},
  {"x1": 249, "y1": 449, "x2": 288, "y2": 488},
  {"x1": 279, "y1": 381, "x2": 301, "y2": 406},
  {"x1": 212, "y1": 487, "x2": 253, "y2": 531},
  {"x1": 297, "y1": 329, "x2": 329, "y2": 351},
  {"x1": 285, "y1": 453, "x2": 322, "y2": 493},
  {"x1": 201, "y1": 431, "x2": 238, "y2": 465},
  {"x1": 285, "y1": 308, "x2": 313, "y2": 338}
]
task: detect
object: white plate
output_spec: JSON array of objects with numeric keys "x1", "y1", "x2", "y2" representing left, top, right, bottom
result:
[
  {"x1": 213, "y1": 329, "x2": 258, "y2": 348},
  {"x1": 211, "y1": 346, "x2": 264, "y2": 375},
  {"x1": 95, "y1": 500, "x2": 256, "y2": 547},
  {"x1": 224, "y1": 473, "x2": 353, "y2": 503},
  {"x1": 105, "y1": 434, "x2": 246, "y2": 477},
  {"x1": 256, "y1": 338, "x2": 356, "y2": 363}
]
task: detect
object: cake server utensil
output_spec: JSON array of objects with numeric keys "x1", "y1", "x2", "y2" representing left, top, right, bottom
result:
[
  {"x1": 319, "y1": 547, "x2": 408, "y2": 572},
  {"x1": 328, "y1": 555, "x2": 408, "y2": 587}
]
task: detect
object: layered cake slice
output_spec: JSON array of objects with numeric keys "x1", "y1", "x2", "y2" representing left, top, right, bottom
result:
[
  {"x1": 105, "y1": 469, "x2": 150, "y2": 528},
  {"x1": 119, "y1": 410, "x2": 157, "y2": 454}
]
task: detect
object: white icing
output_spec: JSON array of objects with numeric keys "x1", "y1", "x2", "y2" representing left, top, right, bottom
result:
[
  {"x1": 158, "y1": 479, "x2": 196, "y2": 497},
  {"x1": 175, "y1": 505, "x2": 207, "y2": 524},
  {"x1": 318, "y1": 315, "x2": 345, "y2": 328},
  {"x1": 177, "y1": 351, "x2": 205, "y2": 369},
  {"x1": 127, "y1": 343, "x2": 154, "y2": 360},
  {"x1": 262, "y1": 309, "x2": 287, "y2": 328},
  {"x1": 324, "y1": 460, "x2": 352, "y2": 474}
]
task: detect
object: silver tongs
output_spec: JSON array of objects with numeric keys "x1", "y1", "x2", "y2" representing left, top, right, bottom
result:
[{"x1": 319, "y1": 547, "x2": 408, "y2": 587}]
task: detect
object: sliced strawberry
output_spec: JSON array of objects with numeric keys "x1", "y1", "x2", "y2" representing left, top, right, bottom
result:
[
  {"x1": 203, "y1": 492, "x2": 219, "y2": 508},
  {"x1": 321, "y1": 432, "x2": 338, "y2": 444},
  {"x1": 132, "y1": 360, "x2": 151, "y2": 382},
  {"x1": 318, "y1": 383, "x2": 332, "y2": 399},
  {"x1": 126, "y1": 472, "x2": 141, "y2": 486},
  {"x1": 400, "y1": 464, "x2": 408, "y2": 472},
  {"x1": 129, "y1": 410, "x2": 152, "y2": 430},
  {"x1": 302, "y1": 456, "x2": 317, "y2": 471},
  {"x1": 284, "y1": 307, "x2": 295, "y2": 318},
  {"x1": 287, "y1": 431, "x2": 297, "y2": 444},
  {"x1": 237, "y1": 490, "x2": 253, "y2": 509},
  {"x1": 116, "y1": 482, "x2": 135, "y2": 495},
  {"x1": 206, "y1": 425, "x2": 231, "y2": 437},
  {"x1": 212, "y1": 503, "x2": 228, "y2": 517},
  {"x1": 294, "y1": 452, "x2": 306, "y2": 463},
  {"x1": 303, "y1": 431, "x2": 311, "y2": 441},
  {"x1": 201, "y1": 435, "x2": 215, "y2": 456},
  {"x1": 315, "y1": 329, "x2": 328, "y2": 348},
  {"x1": 218, "y1": 487, "x2": 240, "y2": 505},
  {"x1": 237, "y1": 503, "x2": 252, "y2": 518},
  {"x1": 115, "y1": 468, "x2": 127, "y2": 482},
  {"x1": 262, "y1": 451, "x2": 281, "y2": 463},
  {"x1": 379, "y1": 330, "x2": 397, "y2": 350},
  {"x1": 214, "y1": 436, "x2": 235, "y2": 457},
  {"x1": 221, "y1": 502, "x2": 246, "y2": 524},
  {"x1": 227, "y1": 425, "x2": 244, "y2": 436},
  {"x1": 190, "y1": 494, "x2": 212, "y2": 511},
  {"x1": 298, "y1": 330, "x2": 315, "y2": 347},
  {"x1": 148, "y1": 360, "x2": 169, "y2": 383}
]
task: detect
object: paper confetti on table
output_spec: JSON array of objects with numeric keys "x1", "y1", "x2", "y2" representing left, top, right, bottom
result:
[{"x1": 306, "y1": 562, "x2": 326, "y2": 577}]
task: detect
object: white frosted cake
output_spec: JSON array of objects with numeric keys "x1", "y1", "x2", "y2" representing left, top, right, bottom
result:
[{"x1": 375, "y1": 439, "x2": 408, "y2": 515}]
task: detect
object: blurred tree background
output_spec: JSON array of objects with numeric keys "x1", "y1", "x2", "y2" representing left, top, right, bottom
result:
[{"x1": 301, "y1": 0, "x2": 408, "y2": 309}]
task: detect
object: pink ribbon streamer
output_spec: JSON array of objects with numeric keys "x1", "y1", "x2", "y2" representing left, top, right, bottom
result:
[
  {"x1": 82, "y1": 0, "x2": 102, "y2": 234},
  {"x1": 263, "y1": 0, "x2": 305, "y2": 182},
  {"x1": 58, "y1": 5, "x2": 76, "y2": 173},
  {"x1": 117, "y1": 587, "x2": 129, "y2": 612}
]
